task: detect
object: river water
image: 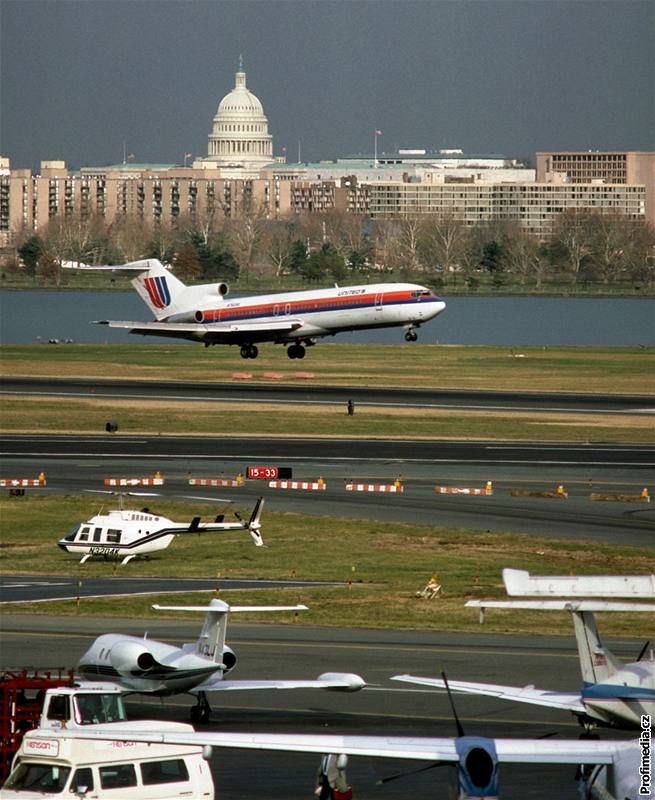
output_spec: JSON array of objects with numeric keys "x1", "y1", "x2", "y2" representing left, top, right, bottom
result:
[{"x1": 0, "y1": 291, "x2": 653, "y2": 346}]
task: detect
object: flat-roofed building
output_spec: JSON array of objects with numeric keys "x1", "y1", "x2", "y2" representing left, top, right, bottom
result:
[
  {"x1": 368, "y1": 178, "x2": 646, "y2": 236},
  {"x1": 536, "y1": 151, "x2": 655, "y2": 227}
]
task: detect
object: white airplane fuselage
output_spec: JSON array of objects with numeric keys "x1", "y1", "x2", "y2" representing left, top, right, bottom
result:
[
  {"x1": 77, "y1": 632, "x2": 229, "y2": 695},
  {"x1": 582, "y1": 661, "x2": 655, "y2": 728},
  {"x1": 182, "y1": 282, "x2": 446, "y2": 341}
]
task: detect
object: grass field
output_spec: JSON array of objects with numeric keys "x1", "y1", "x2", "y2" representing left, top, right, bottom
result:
[
  {"x1": 1, "y1": 495, "x2": 652, "y2": 638},
  {"x1": 2, "y1": 344, "x2": 653, "y2": 442},
  {"x1": 2, "y1": 343, "x2": 654, "y2": 393},
  {"x1": 2, "y1": 343, "x2": 652, "y2": 639}
]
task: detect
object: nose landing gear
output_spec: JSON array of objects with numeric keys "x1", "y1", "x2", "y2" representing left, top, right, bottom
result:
[{"x1": 404, "y1": 328, "x2": 418, "y2": 342}]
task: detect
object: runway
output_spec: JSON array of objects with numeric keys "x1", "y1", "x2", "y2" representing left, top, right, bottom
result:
[
  {"x1": 0, "y1": 616, "x2": 636, "y2": 799},
  {"x1": 2, "y1": 433, "x2": 653, "y2": 545},
  {"x1": 3, "y1": 376, "x2": 654, "y2": 414}
]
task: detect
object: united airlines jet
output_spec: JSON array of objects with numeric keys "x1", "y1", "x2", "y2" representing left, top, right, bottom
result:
[{"x1": 68, "y1": 259, "x2": 445, "y2": 359}]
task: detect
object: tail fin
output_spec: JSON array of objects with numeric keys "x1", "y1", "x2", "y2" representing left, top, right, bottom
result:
[
  {"x1": 126, "y1": 260, "x2": 187, "y2": 321},
  {"x1": 247, "y1": 498, "x2": 265, "y2": 546},
  {"x1": 153, "y1": 599, "x2": 307, "y2": 664},
  {"x1": 572, "y1": 610, "x2": 624, "y2": 684}
]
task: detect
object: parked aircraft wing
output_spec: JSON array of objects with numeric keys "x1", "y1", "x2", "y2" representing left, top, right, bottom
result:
[
  {"x1": 46, "y1": 727, "x2": 625, "y2": 765},
  {"x1": 391, "y1": 675, "x2": 585, "y2": 713},
  {"x1": 193, "y1": 671, "x2": 366, "y2": 693}
]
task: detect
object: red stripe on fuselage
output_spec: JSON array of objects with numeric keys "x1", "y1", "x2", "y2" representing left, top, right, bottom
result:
[{"x1": 200, "y1": 289, "x2": 420, "y2": 324}]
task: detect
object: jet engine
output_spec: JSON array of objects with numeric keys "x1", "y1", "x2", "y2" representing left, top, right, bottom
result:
[
  {"x1": 110, "y1": 641, "x2": 158, "y2": 676},
  {"x1": 222, "y1": 646, "x2": 237, "y2": 674}
]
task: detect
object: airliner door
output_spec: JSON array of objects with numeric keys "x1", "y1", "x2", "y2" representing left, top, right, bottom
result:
[{"x1": 375, "y1": 293, "x2": 384, "y2": 311}]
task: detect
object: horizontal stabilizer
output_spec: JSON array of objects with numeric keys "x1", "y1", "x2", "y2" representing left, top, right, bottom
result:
[
  {"x1": 153, "y1": 603, "x2": 307, "y2": 614},
  {"x1": 465, "y1": 599, "x2": 655, "y2": 612},
  {"x1": 63, "y1": 259, "x2": 166, "y2": 276},
  {"x1": 503, "y1": 568, "x2": 655, "y2": 598}
]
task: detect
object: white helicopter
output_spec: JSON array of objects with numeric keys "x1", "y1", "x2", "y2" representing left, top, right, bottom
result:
[{"x1": 57, "y1": 494, "x2": 264, "y2": 565}]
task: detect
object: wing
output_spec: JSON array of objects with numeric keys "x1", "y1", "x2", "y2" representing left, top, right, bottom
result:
[
  {"x1": 192, "y1": 672, "x2": 365, "y2": 693},
  {"x1": 46, "y1": 728, "x2": 627, "y2": 765},
  {"x1": 391, "y1": 675, "x2": 585, "y2": 714},
  {"x1": 95, "y1": 319, "x2": 304, "y2": 343}
]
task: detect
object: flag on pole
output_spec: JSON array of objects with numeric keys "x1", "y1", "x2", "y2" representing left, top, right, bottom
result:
[
  {"x1": 184, "y1": 153, "x2": 193, "y2": 158},
  {"x1": 375, "y1": 129, "x2": 383, "y2": 136},
  {"x1": 127, "y1": 153, "x2": 135, "y2": 160}
]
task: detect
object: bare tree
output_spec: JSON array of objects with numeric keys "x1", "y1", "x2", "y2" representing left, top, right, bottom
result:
[{"x1": 420, "y1": 214, "x2": 467, "y2": 275}]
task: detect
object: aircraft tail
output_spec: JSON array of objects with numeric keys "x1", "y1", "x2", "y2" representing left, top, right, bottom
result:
[
  {"x1": 153, "y1": 600, "x2": 307, "y2": 665},
  {"x1": 246, "y1": 498, "x2": 264, "y2": 546},
  {"x1": 125, "y1": 259, "x2": 187, "y2": 321},
  {"x1": 572, "y1": 610, "x2": 624, "y2": 684}
]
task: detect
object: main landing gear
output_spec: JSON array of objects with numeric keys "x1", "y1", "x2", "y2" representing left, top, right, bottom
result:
[
  {"x1": 286, "y1": 343, "x2": 306, "y2": 360},
  {"x1": 190, "y1": 691, "x2": 212, "y2": 724},
  {"x1": 404, "y1": 328, "x2": 418, "y2": 342},
  {"x1": 240, "y1": 343, "x2": 259, "y2": 359}
]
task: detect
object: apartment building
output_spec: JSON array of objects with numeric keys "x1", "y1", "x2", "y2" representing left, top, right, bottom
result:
[
  {"x1": 368, "y1": 178, "x2": 646, "y2": 236},
  {"x1": 536, "y1": 151, "x2": 655, "y2": 227}
]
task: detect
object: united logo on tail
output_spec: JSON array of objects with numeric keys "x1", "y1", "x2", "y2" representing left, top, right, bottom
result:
[{"x1": 143, "y1": 275, "x2": 171, "y2": 309}]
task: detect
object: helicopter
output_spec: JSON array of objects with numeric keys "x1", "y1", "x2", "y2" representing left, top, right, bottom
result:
[{"x1": 57, "y1": 493, "x2": 264, "y2": 565}]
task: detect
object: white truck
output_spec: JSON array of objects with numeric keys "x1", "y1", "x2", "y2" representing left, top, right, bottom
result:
[{"x1": 0, "y1": 683, "x2": 214, "y2": 799}]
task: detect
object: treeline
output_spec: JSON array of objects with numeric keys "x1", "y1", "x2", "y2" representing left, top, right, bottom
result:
[{"x1": 6, "y1": 207, "x2": 655, "y2": 292}]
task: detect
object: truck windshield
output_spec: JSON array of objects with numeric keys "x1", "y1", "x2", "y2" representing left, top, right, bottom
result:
[
  {"x1": 4, "y1": 762, "x2": 71, "y2": 793},
  {"x1": 74, "y1": 693, "x2": 127, "y2": 725}
]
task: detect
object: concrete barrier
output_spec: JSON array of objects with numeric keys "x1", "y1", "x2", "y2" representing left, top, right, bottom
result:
[
  {"x1": 189, "y1": 476, "x2": 245, "y2": 488},
  {"x1": 269, "y1": 479, "x2": 326, "y2": 491}
]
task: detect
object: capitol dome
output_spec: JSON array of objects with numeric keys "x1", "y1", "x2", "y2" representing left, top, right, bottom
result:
[{"x1": 206, "y1": 58, "x2": 273, "y2": 173}]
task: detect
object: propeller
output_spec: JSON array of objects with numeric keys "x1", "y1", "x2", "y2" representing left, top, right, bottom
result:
[
  {"x1": 636, "y1": 640, "x2": 650, "y2": 661},
  {"x1": 377, "y1": 670, "x2": 462, "y2": 786}
]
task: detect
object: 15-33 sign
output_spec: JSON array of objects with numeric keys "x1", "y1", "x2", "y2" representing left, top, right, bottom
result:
[{"x1": 246, "y1": 466, "x2": 293, "y2": 480}]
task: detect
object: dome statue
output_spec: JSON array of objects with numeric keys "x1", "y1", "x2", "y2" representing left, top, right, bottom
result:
[{"x1": 206, "y1": 57, "x2": 273, "y2": 174}]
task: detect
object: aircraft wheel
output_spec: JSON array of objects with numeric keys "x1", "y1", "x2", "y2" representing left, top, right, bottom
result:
[
  {"x1": 287, "y1": 345, "x2": 297, "y2": 359},
  {"x1": 240, "y1": 345, "x2": 250, "y2": 359},
  {"x1": 405, "y1": 329, "x2": 418, "y2": 342},
  {"x1": 295, "y1": 345, "x2": 305, "y2": 359},
  {"x1": 249, "y1": 344, "x2": 258, "y2": 359}
]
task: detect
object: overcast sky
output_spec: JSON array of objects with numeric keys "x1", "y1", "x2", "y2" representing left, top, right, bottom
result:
[{"x1": 2, "y1": 0, "x2": 653, "y2": 171}]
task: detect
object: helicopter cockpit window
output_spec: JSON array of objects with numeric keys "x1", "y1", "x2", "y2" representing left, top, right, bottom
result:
[
  {"x1": 106, "y1": 529, "x2": 122, "y2": 543},
  {"x1": 78, "y1": 525, "x2": 90, "y2": 541}
]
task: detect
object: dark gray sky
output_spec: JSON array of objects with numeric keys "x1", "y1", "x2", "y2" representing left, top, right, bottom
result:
[{"x1": 2, "y1": 0, "x2": 653, "y2": 171}]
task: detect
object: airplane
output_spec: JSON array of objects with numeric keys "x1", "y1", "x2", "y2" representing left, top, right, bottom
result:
[
  {"x1": 393, "y1": 569, "x2": 655, "y2": 732},
  {"x1": 46, "y1": 715, "x2": 642, "y2": 799},
  {"x1": 58, "y1": 494, "x2": 265, "y2": 564},
  {"x1": 76, "y1": 598, "x2": 365, "y2": 723},
  {"x1": 63, "y1": 258, "x2": 446, "y2": 359}
]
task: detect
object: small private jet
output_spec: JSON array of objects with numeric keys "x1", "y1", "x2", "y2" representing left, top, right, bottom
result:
[
  {"x1": 64, "y1": 258, "x2": 446, "y2": 359},
  {"x1": 76, "y1": 598, "x2": 365, "y2": 723},
  {"x1": 58, "y1": 496, "x2": 264, "y2": 564},
  {"x1": 393, "y1": 569, "x2": 655, "y2": 732}
]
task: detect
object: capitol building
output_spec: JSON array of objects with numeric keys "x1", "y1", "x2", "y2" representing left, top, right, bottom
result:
[{"x1": 201, "y1": 57, "x2": 274, "y2": 178}]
